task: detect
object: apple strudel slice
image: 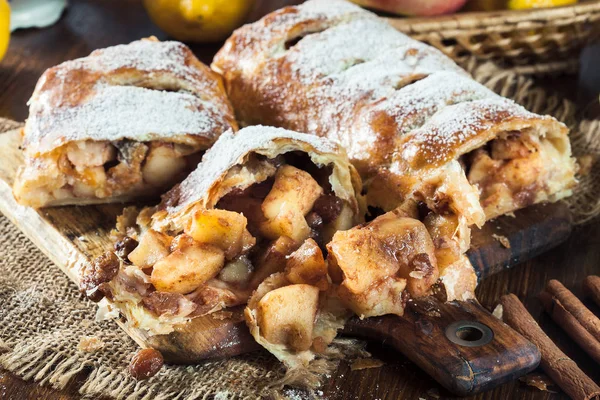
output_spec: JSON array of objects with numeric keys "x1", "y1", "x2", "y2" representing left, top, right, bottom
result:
[
  {"x1": 14, "y1": 37, "x2": 236, "y2": 208},
  {"x1": 212, "y1": 0, "x2": 575, "y2": 228},
  {"x1": 80, "y1": 126, "x2": 364, "y2": 338},
  {"x1": 212, "y1": 0, "x2": 576, "y2": 301}
]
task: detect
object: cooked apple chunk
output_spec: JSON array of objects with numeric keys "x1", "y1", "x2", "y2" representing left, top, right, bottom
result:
[
  {"x1": 150, "y1": 243, "x2": 225, "y2": 294},
  {"x1": 260, "y1": 165, "x2": 323, "y2": 243},
  {"x1": 250, "y1": 236, "x2": 297, "y2": 288},
  {"x1": 142, "y1": 143, "x2": 187, "y2": 188},
  {"x1": 285, "y1": 238, "x2": 329, "y2": 291},
  {"x1": 256, "y1": 284, "x2": 320, "y2": 352},
  {"x1": 218, "y1": 256, "x2": 253, "y2": 286},
  {"x1": 127, "y1": 229, "x2": 172, "y2": 268},
  {"x1": 341, "y1": 276, "x2": 407, "y2": 318},
  {"x1": 423, "y1": 212, "x2": 470, "y2": 271},
  {"x1": 185, "y1": 209, "x2": 255, "y2": 259},
  {"x1": 327, "y1": 209, "x2": 439, "y2": 316}
]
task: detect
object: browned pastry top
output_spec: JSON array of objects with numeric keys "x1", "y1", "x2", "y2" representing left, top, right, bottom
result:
[
  {"x1": 25, "y1": 38, "x2": 237, "y2": 156},
  {"x1": 156, "y1": 125, "x2": 362, "y2": 218},
  {"x1": 212, "y1": 0, "x2": 565, "y2": 178}
]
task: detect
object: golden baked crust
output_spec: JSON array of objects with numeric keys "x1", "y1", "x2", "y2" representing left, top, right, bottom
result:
[
  {"x1": 212, "y1": 0, "x2": 576, "y2": 228},
  {"x1": 14, "y1": 37, "x2": 237, "y2": 208},
  {"x1": 213, "y1": 0, "x2": 577, "y2": 302}
]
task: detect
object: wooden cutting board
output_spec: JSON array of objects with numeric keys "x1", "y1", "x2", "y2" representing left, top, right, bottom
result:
[{"x1": 0, "y1": 128, "x2": 573, "y2": 395}]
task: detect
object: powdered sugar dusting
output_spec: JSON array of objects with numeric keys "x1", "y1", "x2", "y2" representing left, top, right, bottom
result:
[
  {"x1": 169, "y1": 126, "x2": 342, "y2": 214},
  {"x1": 26, "y1": 85, "x2": 227, "y2": 151},
  {"x1": 64, "y1": 40, "x2": 200, "y2": 82},
  {"x1": 213, "y1": 0, "x2": 364, "y2": 72},
  {"x1": 215, "y1": 0, "x2": 564, "y2": 174},
  {"x1": 297, "y1": 0, "x2": 362, "y2": 16},
  {"x1": 329, "y1": 46, "x2": 466, "y2": 102},
  {"x1": 24, "y1": 39, "x2": 234, "y2": 154},
  {"x1": 375, "y1": 72, "x2": 497, "y2": 133},
  {"x1": 286, "y1": 17, "x2": 408, "y2": 83},
  {"x1": 402, "y1": 97, "x2": 543, "y2": 165}
]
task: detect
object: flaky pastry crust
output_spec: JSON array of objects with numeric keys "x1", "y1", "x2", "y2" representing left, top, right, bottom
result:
[{"x1": 14, "y1": 37, "x2": 237, "y2": 208}]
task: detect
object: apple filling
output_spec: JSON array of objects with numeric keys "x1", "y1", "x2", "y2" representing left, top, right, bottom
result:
[
  {"x1": 13, "y1": 139, "x2": 202, "y2": 208},
  {"x1": 244, "y1": 239, "x2": 347, "y2": 367},
  {"x1": 81, "y1": 157, "x2": 356, "y2": 334},
  {"x1": 465, "y1": 130, "x2": 574, "y2": 220},
  {"x1": 325, "y1": 208, "x2": 438, "y2": 318}
]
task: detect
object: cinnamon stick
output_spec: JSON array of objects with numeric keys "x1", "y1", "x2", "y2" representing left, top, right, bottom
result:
[
  {"x1": 501, "y1": 294, "x2": 600, "y2": 400},
  {"x1": 546, "y1": 280, "x2": 600, "y2": 341},
  {"x1": 539, "y1": 291, "x2": 600, "y2": 365},
  {"x1": 583, "y1": 276, "x2": 600, "y2": 307}
]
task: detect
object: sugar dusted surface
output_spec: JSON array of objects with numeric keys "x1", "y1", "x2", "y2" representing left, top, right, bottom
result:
[
  {"x1": 24, "y1": 39, "x2": 233, "y2": 154},
  {"x1": 26, "y1": 85, "x2": 225, "y2": 150},
  {"x1": 170, "y1": 126, "x2": 341, "y2": 214},
  {"x1": 327, "y1": 47, "x2": 467, "y2": 103},
  {"x1": 286, "y1": 17, "x2": 407, "y2": 83},
  {"x1": 297, "y1": 0, "x2": 362, "y2": 16},
  {"x1": 376, "y1": 72, "x2": 497, "y2": 133},
  {"x1": 216, "y1": 0, "x2": 567, "y2": 173},
  {"x1": 64, "y1": 40, "x2": 201, "y2": 81},
  {"x1": 402, "y1": 97, "x2": 544, "y2": 164}
]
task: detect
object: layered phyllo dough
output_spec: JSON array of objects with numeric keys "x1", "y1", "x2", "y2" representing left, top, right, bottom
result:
[
  {"x1": 80, "y1": 127, "x2": 363, "y2": 359},
  {"x1": 14, "y1": 37, "x2": 236, "y2": 208}
]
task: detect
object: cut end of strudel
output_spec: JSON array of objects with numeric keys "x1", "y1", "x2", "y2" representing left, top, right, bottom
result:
[
  {"x1": 13, "y1": 37, "x2": 237, "y2": 208},
  {"x1": 81, "y1": 126, "x2": 364, "y2": 367}
]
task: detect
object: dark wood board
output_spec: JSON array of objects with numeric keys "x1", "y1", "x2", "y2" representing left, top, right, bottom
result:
[{"x1": 0, "y1": 1, "x2": 598, "y2": 399}]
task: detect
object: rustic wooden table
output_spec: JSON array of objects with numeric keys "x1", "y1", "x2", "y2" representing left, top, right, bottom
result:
[{"x1": 1, "y1": 1, "x2": 599, "y2": 399}]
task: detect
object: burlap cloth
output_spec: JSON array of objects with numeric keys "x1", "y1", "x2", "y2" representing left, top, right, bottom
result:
[{"x1": 0, "y1": 60, "x2": 599, "y2": 400}]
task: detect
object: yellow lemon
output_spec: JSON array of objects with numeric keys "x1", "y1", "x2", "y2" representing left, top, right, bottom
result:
[
  {"x1": 0, "y1": 0, "x2": 9, "y2": 61},
  {"x1": 143, "y1": 0, "x2": 255, "y2": 43},
  {"x1": 508, "y1": 0, "x2": 577, "y2": 10}
]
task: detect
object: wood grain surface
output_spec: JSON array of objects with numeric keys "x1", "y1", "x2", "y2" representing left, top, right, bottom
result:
[
  {"x1": 0, "y1": 1, "x2": 599, "y2": 399},
  {"x1": 344, "y1": 299, "x2": 541, "y2": 396}
]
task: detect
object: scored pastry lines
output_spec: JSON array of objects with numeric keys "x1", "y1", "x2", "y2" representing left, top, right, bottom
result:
[{"x1": 220, "y1": 0, "x2": 556, "y2": 171}]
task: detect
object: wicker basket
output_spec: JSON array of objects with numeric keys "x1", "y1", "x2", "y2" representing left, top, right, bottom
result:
[{"x1": 387, "y1": 0, "x2": 600, "y2": 75}]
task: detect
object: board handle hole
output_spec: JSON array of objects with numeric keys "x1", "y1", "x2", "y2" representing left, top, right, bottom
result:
[
  {"x1": 456, "y1": 326, "x2": 484, "y2": 342},
  {"x1": 446, "y1": 321, "x2": 493, "y2": 347}
]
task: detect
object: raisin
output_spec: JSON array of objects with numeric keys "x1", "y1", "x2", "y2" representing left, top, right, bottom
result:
[
  {"x1": 249, "y1": 179, "x2": 274, "y2": 199},
  {"x1": 114, "y1": 236, "x2": 138, "y2": 263},
  {"x1": 129, "y1": 348, "x2": 164, "y2": 380},
  {"x1": 312, "y1": 195, "x2": 342, "y2": 223},
  {"x1": 80, "y1": 251, "x2": 120, "y2": 301},
  {"x1": 305, "y1": 212, "x2": 323, "y2": 230}
]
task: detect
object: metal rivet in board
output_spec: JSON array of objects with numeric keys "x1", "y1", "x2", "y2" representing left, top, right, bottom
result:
[{"x1": 445, "y1": 321, "x2": 494, "y2": 347}]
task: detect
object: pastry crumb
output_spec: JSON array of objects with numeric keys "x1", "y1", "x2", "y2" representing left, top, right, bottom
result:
[
  {"x1": 519, "y1": 373, "x2": 556, "y2": 393},
  {"x1": 492, "y1": 234, "x2": 511, "y2": 249},
  {"x1": 78, "y1": 336, "x2": 105, "y2": 353},
  {"x1": 492, "y1": 304, "x2": 503, "y2": 320},
  {"x1": 350, "y1": 358, "x2": 384, "y2": 371},
  {"x1": 211, "y1": 310, "x2": 233, "y2": 320}
]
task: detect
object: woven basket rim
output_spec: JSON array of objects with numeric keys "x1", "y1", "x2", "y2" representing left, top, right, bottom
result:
[{"x1": 388, "y1": 0, "x2": 600, "y2": 33}]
